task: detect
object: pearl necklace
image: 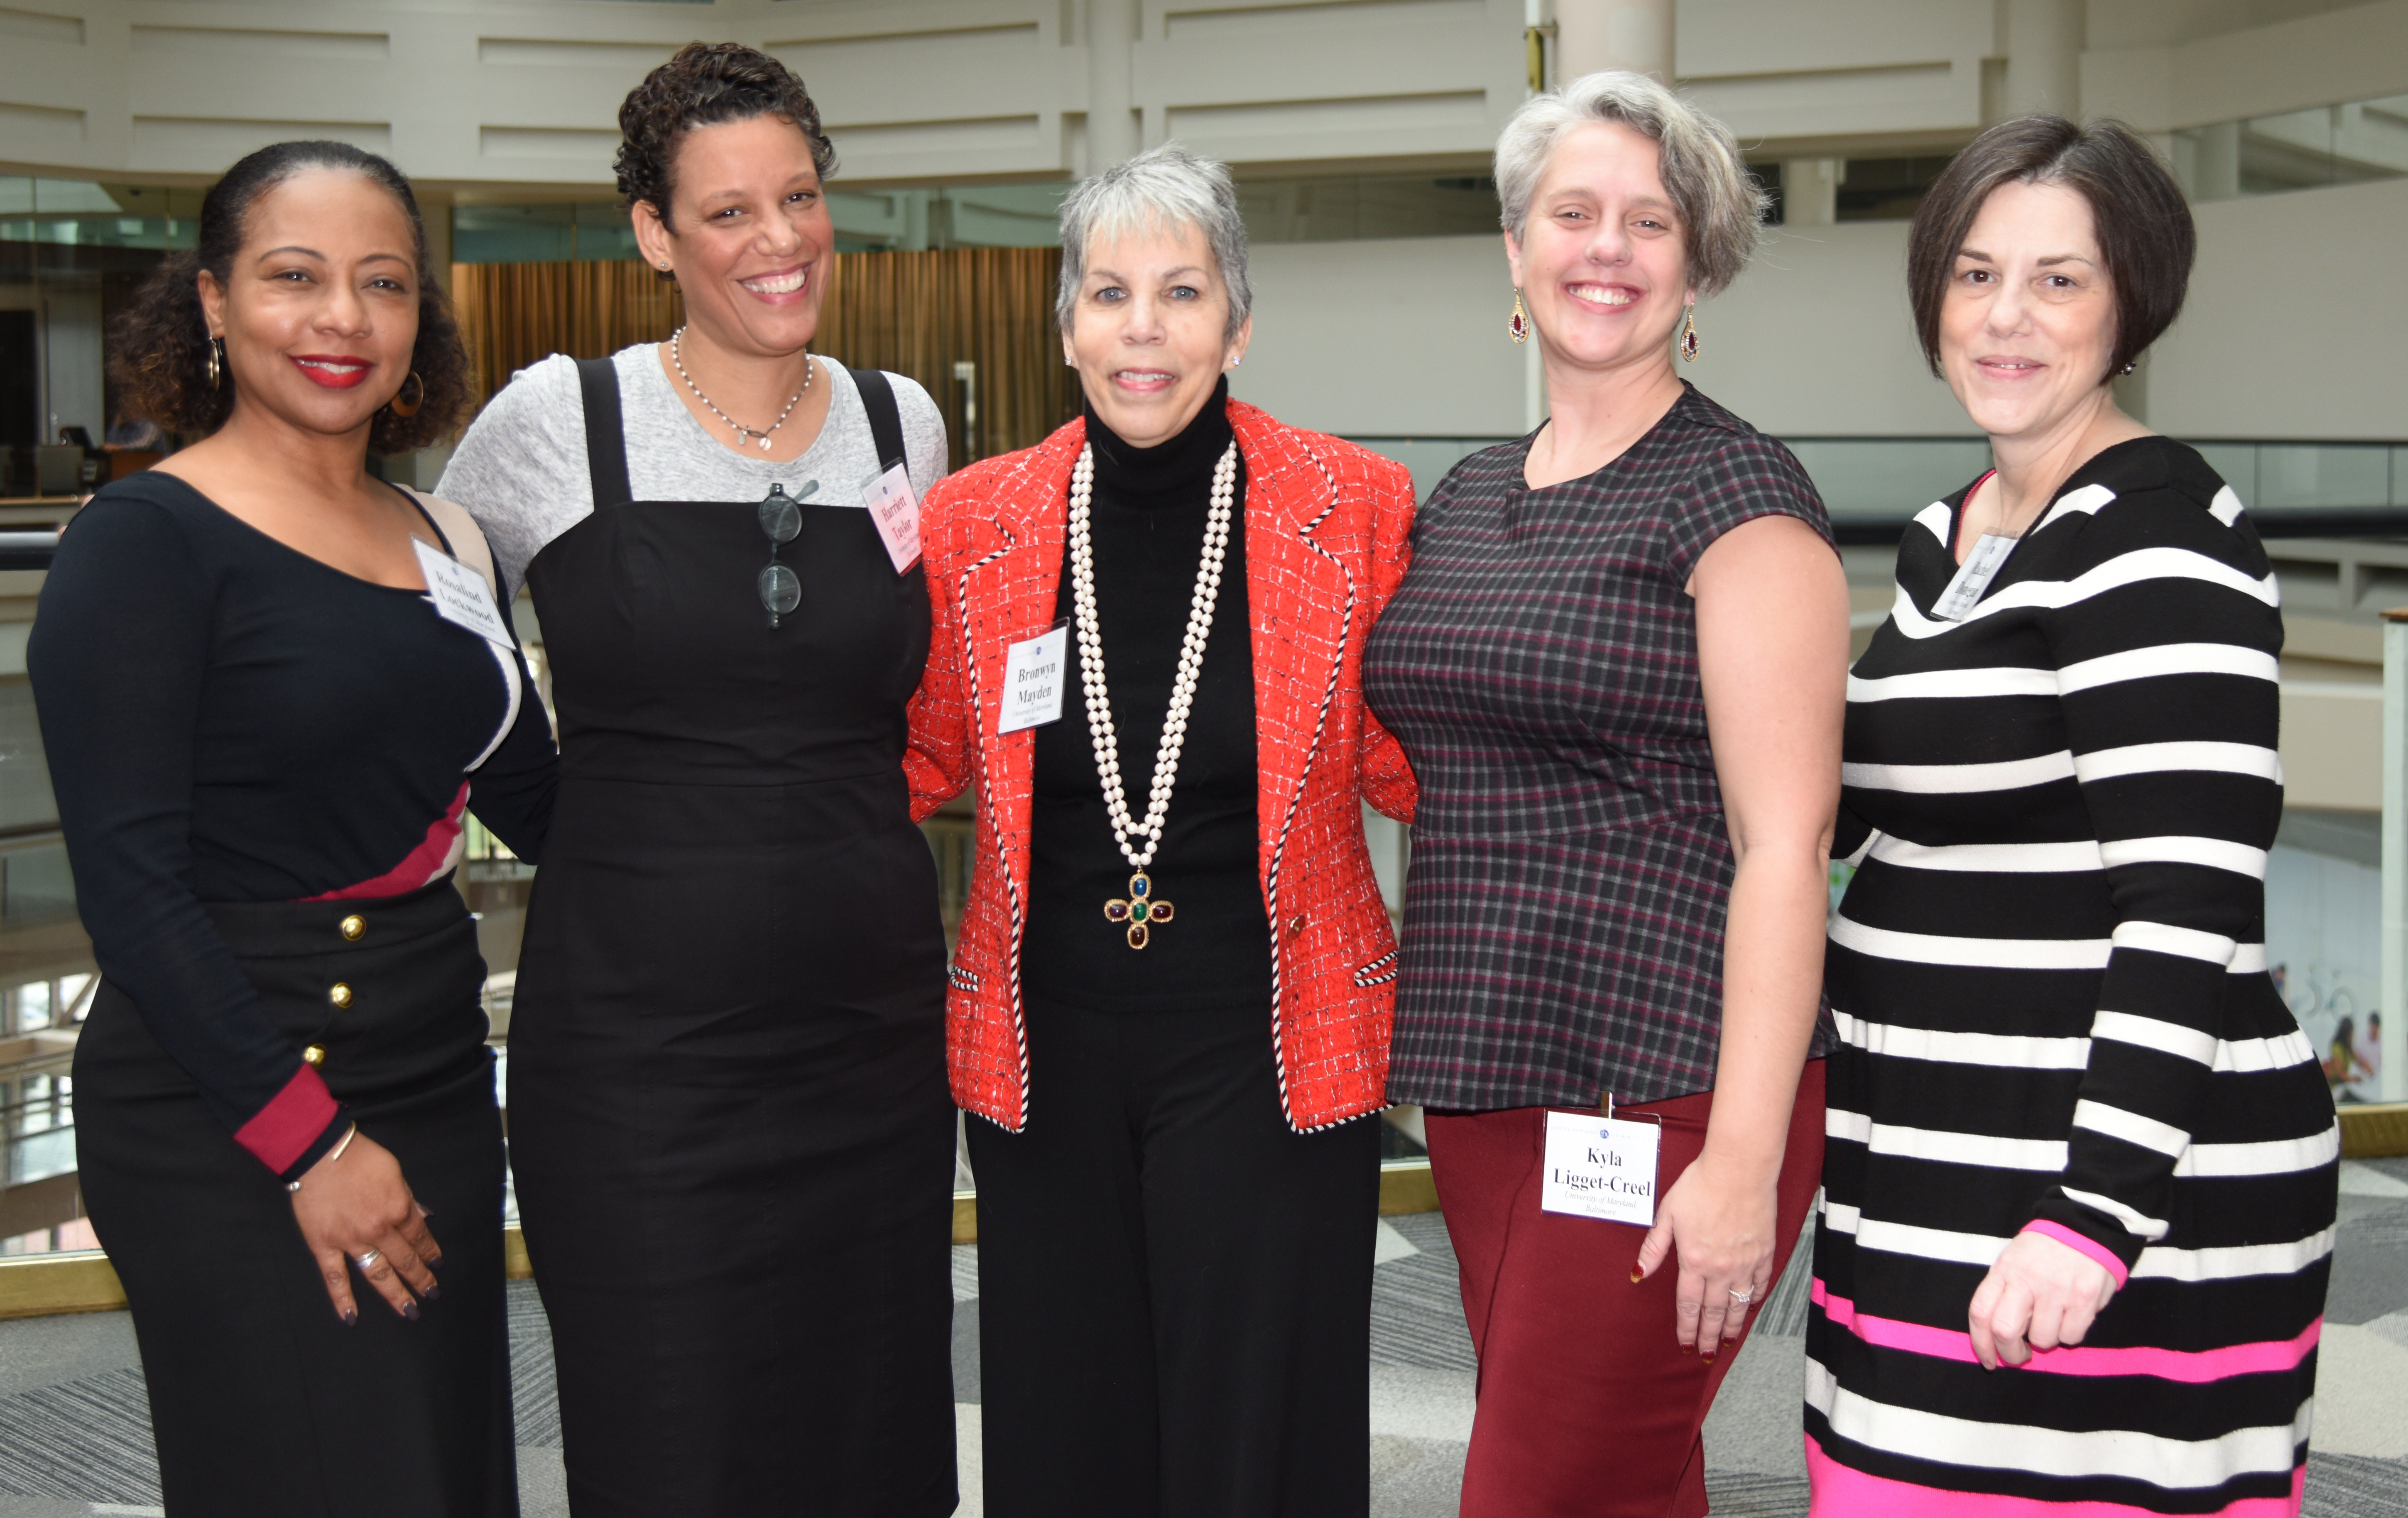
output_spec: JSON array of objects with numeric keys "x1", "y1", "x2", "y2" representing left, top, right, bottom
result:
[
  {"x1": 669, "y1": 326, "x2": 811, "y2": 451},
  {"x1": 1068, "y1": 436, "x2": 1240, "y2": 950}
]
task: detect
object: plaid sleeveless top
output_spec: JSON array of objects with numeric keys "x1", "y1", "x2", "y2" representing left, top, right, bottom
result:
[{"x1": 1363, "y1": 385, "x2": 1833, "y2": 1110}]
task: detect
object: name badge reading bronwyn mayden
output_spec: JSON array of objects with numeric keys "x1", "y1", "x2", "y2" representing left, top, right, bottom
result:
[{"x1": 998, "y1": 624, "x2": 1068, "y2": 734}]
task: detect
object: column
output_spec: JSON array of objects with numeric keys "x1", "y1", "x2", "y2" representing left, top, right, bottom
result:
[
  {"x1": 1553, "y1": 0, "x2": 1674, "y2": 85},
  {"x1": 2383, "y1": 610, "x2": 2408, "y2": 1102},
  {"x1": 2003, "y1": 0, "x2": 2083, "y2": 118},
  {"x1": 1086, "y1": 0, "x2": 1139, "y2": 171},
  {"x1": 1782, "y1": 159, "x2": 1842, "y2": 225}
]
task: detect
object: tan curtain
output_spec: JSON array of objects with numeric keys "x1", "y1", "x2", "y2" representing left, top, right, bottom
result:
[
  {"x1": 449, "y1": 262, "x2": 684, "y2": 408},
  {"x1": 450, "y1": 250, "x2": 1078, "y2": 467},
  {"x1": 814, "y1": 247, "x2": 1081, "y2": 470}
]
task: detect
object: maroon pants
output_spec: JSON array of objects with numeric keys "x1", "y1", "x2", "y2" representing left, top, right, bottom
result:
[{"x1": 1426, "y1": 1060, "x2": 1825, "y2": 1518}]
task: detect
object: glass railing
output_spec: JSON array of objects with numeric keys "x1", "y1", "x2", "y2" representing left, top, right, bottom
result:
[
  {"x1": 2173, "y1": 92, "x2": 2408, "y2": 203},
  {"x1": 1352, "y1": 436, "x2": 2408, "y2": 535}
]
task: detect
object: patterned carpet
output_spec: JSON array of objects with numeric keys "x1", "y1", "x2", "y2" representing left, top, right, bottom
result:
[{"x1": 1, "y1": 1158, "x2": 2402, "y2": 1516}]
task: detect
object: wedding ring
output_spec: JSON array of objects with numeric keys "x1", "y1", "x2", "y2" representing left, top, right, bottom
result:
[
  {"x1": 355, "y1": 1250, "x2": 382, "y2": 1271},
  {"x1": 1728, "y1": 1287, "x2": 1753, "y2": 1303}
]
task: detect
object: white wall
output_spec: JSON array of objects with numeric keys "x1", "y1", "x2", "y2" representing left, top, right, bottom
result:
[
  {"x1": 1689, "y1": 223, "x2": 1971, "y2": 437},
  {"x1": 1232, "y1": 235, "x2": 1526, "y2": 438},
  {"x1": 2150, "y1": 176, "x2": 2408, "y2": 442},
  {"x1": 0, "y1": 0, "x2": 1527, "y2": 190}
]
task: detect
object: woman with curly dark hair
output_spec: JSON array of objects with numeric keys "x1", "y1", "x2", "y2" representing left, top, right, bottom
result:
[
  {"x1": 29, "y1": 140, "x2": 552, "y2": 1516},
  {"x1": 437, "y1": 42, "x2": 956, "y2": 1516}
]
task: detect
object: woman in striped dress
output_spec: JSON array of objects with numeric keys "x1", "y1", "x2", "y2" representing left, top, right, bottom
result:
[{"x1": 1814, "y1": 116, "x2": 2338, "y2": 1515}]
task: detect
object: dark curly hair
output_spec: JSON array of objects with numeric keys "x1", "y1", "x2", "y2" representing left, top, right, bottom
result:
[
  {"x1": 108, "y1": 140, "x2": 470, "y2": 453},
  {"x1": 616, "y1": 42, "x2": 836, "y2": 231}
]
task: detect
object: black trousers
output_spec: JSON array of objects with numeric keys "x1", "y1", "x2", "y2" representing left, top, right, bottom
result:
[{"x1": 965, "y1": 994, "x2": 1380, "y2": 1518}]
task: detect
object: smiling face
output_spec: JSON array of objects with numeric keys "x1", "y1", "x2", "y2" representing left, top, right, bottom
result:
[
  {"x1": 635, "y1": 112, "x2": 832, "y2": 357},
  {"x1": 1939, "y1": 179, "x2": 2121, "y2": 443},
  {"x1": 1507, "y1": 120, "x2": 1693, "y2": 377},
  {"x1": 198, "y1": 168, "x2": 420, "y2": 438},
  {"x1": 1063, "y1": 219, "x2": 1250, "y2": 448}
]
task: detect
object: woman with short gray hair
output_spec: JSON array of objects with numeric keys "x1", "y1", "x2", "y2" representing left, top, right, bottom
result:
[
  {"x1": 908, "y1": 141, "x2": 1419, "y2": 1518},
  {"x1": 1364, "y1": 71, "x2": 1849, "y2": 1515}
]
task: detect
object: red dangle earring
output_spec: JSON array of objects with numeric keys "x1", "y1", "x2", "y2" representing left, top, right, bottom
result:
[
  {"x1": 1678, "y1": 301, "x2": 1700, "y2": 362},
  {"x1": 1508, "y1": 288, "x2": 1531, "y2": 345}
]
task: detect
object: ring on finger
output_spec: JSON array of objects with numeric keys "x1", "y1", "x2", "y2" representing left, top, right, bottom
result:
[
  {"x1": 1729, "y1": 1287, "x2": 1754, "y2": 1304},
  {"x1": 355, "y1": 1249, "x2": 382, "y2": 1271}
]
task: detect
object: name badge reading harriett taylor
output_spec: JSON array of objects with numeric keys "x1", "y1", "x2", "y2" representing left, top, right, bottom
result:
[
  {"x1": 412, "y1": 539, "x2": 514, "y2": 648},
  {"x1": 861, "y1": 463, "x2": 922, "y2": 574},
  {"x1": 1539, "y1": 1109, "x2": 1661, "y2": 1227},
  {"x1": 997, "y1": 624, "x2": 1069, "y2": 734}
]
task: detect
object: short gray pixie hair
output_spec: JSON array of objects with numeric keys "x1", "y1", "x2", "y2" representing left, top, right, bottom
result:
[
  {"x1": 1494, "y1": 71, "x2": 1766, "y2": 298},
  {"x1": 1056, "y1": 142, "x2": 1252, "y2": 342}
]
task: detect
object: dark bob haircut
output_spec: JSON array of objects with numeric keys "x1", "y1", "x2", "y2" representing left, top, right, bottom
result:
[
  {"x1": 108, "y1": 140, "x2": 470, "y2": 453},
  {"x1": 1906, "y1": 115, "x2": 2195, "y2": 384},
  {"x1": 616, "y1": 42, "x2": 835, "y2": 231}
]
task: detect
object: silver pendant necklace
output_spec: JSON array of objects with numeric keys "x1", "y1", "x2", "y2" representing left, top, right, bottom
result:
[
  {"x1": 1068, "y1": 438, "x2": 1240, "y2": 949},
  {"x1": 669, "y1": 326, "x2": 811, "y2": 452}
]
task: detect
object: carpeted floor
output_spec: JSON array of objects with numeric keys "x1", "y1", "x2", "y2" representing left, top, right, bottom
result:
[{"x1": 1, "y1": 1155, "x2": 2402, "y2": 1516}]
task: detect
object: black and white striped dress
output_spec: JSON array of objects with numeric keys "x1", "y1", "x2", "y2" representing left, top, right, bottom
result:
[{"x1": 1810, "y1": 437, "x2": 2339, "y2": 1516}]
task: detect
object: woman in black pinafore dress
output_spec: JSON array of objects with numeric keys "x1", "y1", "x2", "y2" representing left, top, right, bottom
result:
[{"x1": 436, "y1": 45, "x2": 957, "y2": 1516}]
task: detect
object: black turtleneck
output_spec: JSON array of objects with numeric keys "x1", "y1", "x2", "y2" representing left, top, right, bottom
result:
[{"x1": 1023, "y1": 380, "x2": 1273, "y2": 1014}]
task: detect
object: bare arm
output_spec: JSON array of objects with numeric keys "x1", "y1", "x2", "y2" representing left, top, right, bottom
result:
[{"x1": 1635, "y1": 513, "x2": 1848, "y2": 1353}]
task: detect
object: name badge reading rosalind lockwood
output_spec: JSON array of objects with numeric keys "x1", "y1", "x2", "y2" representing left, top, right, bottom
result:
[
  {"x1": 1539, "y1": 1109, "x2": 1662, "y2": 1227},
  {"x1": 412, "y1": 539, "x2": 514, "y2": 648}
]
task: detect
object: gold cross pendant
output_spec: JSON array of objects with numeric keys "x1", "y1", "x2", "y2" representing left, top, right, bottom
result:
[{"x1": 1103, "y1": 872, "x2": 1174, "y2": 950}]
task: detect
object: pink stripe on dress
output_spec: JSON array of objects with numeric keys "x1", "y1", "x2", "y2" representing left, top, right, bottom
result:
[
  {"x1": 2024, "y1": 1219, "x2": 2131, "y2": 1289},
  {"x1": 1807, "y1": 1440, "x2": 2304, "y2": 1517},
  {"x1": 1813, "y1": 1280, "x2": 2319, "y2": 1383},
  {"x1": 301, "y1": 781, "x2": 469, "y2": 902}
]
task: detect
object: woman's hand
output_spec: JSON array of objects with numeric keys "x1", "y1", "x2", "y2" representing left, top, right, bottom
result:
[
  {"x1": 1967, "y1": 1230, "x2": 2117, "y2": 1370},
  {"x1": 288, "y1": 1129, "x2": 443, "y2": 1324},
  {"x1": 1634, "y1": 1149, "x2": 1779, "y2": 1359}
]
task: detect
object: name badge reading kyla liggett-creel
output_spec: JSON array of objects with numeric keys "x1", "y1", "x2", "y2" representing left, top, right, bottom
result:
[
  {"x1": 997, "y1": 623, "x2": 1069, "y2": 734},
  {"x1": 1539, "y1": 1107, "x2": 1662, "y2": 1227},
  {"x1": 412, "y1": 538, "x2": 515, "y2": 647}
]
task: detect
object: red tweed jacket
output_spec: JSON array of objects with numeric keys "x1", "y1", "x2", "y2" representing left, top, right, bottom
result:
[{"x1": 905, "y1": 399, "x2": 1418, "y2": 1133}]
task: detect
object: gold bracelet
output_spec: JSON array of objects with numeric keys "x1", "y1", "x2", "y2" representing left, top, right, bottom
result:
[{"x1": 284, "y1": 1123, "x2": 360, "y2": 1194}]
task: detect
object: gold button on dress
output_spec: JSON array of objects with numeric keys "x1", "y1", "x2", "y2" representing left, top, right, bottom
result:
[
  {"x1": 339, "y1": 914, "x2": 366, "y2": 941},
  {"x1": 328, "y1": 983, "x2": 353, "y2": 1009},
  {"x1": 302, "y1": 1045, "x2": 326, "y2": 1068}
]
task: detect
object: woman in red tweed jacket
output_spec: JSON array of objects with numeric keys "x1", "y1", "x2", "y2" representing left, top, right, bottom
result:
[{"x1": 904, "y1": 144, "x2": 1415, "y2": 1518}]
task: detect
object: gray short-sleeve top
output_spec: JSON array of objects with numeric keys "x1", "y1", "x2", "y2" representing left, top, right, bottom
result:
[{"x1": 436, "y1": 345, "x2": 948, "y2": 597}]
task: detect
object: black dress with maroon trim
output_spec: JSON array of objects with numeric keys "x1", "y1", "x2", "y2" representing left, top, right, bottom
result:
[
  {"x1": 32, "y1": 472, "x2": 554, "y2": 1516},
  {"x1": 500, "y1": 362, "x2": 956, "y2": 1518}
]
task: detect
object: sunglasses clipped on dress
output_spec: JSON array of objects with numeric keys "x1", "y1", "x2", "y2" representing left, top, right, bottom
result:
[{"x1": 757, "y1": 480, "x2": 818, "y2": 628}]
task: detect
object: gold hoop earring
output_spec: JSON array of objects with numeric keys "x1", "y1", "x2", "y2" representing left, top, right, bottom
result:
[
  {"x1": 387, "y1": 370, "x2": 425, "y2": 419},
  {"x1": 1678, "y1": 302, "x2": 1700, "y2": 363},
  {"x1": 206, "y1": 335, "x2": 225, "y2": 391},
  {"x1": 1508, "y1": 288, "x2": 1530, "y2": 345}
]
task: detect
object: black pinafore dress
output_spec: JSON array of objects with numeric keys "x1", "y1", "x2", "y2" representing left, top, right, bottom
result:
[{"x1": 505, "y1": 361, "x2": 956, "y2": 1516}]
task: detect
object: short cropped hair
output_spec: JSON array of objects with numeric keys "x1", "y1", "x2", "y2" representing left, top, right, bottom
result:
[
  {"x1": 1493, "y1": 70, "x2": 1766, "y2": 298},
  {"x1": 109, "y1": 140, "x2": 469, "y2": 451},
  {"x1": 1056, "y1": 143, "x2": 1252, "y2": 343},
  {"x1": 617, "y1": 42, "x2": 835, "y2": 231},
  {"x1": 1906, "y1": 115, "x2": 2195, "y2": 383}
]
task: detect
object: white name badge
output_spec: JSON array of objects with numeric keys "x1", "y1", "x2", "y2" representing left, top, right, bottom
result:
[
  {"x1": 998, "y1": 624, "x2": 1069, "y2": 734},
  {"x1": 1539, "y1": 1109, "x2": 1662, "y2": 1227},
  {"x1": 412, "y1": 539, "x2": 514, "y2": 647},
  {"x1": 861, "y1": 463, "x2": 921, "y2": 573},
  {"x1": 1932, "y1": 532, "x2": 2017, "y2": 622}
]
